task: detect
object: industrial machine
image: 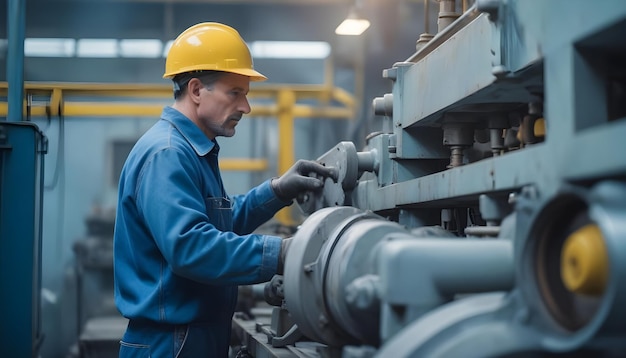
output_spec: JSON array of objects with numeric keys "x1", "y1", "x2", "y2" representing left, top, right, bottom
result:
[{"x1": 231, "y1": 0, "x2": 626, "y2": 357}]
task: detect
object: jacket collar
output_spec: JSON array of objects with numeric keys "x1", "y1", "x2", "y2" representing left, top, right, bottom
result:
[{"x1": 160, "y1": 106, "x2": 219, "y2": 156}]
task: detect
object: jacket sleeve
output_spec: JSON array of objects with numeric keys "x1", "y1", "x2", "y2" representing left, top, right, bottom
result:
[
  {"x1": 135, "y1": 147, "x2": 282, "y2": 285},
  {"x1": 231, "y1": 179, "x2": 290, "y2": 235}
]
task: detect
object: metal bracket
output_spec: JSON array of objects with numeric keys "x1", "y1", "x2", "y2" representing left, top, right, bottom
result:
[{"x1": 256, "y1": 322, "x2": 303, "y2": 348}]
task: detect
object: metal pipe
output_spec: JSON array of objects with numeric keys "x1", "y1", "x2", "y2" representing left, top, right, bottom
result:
[
  {"x1": 0, "y1": 82, "x2": 356, "y2": 119},
  {"x1": 437, "y1": 0, "x2": 458, "y2": 33},
  {"x1": 424, "y1": 0, "x2": 430, "y2": 34},
  {"x1": 379, "y1": 237, "x2": 514, "y2": 307},
  {"x1": 416, "y1": 0, "x2": 435, "y2": 52},
  {"x1": 356, "y1": 150, "x2": 378, "y2": 173},
  {"x1": 448, "y1": 146, "x2": 465, "y2": 168},
  {"x1": 406, "y1": 4, "x2": 478, "y2": 63},
  {"x1": 490, "y1": 128, "x2": 504, "y2": 156},
  {"x1": 6, "y1": 0, "x2": 26, "y2": 122}
]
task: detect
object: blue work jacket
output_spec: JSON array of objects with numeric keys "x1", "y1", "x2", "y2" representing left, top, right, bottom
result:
[{"x1": 114, "y1": 106, "x2": 286, "y2": 328}]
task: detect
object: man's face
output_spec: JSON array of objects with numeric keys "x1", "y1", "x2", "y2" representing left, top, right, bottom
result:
[{"x1": 196, "y1": 73, "x2": 251, "y2": 138}]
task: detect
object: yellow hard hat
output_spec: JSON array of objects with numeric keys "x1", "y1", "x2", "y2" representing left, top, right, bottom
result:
[{"x1": 163, "y1": 22, "x2": 267, "y2": 81}]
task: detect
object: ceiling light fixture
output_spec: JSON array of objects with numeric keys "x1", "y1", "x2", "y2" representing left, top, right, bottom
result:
[{"x1": 335, "y1": 2, "x2": 370, "y2": 36}]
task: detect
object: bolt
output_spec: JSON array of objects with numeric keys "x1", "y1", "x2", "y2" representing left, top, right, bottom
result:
[
  {"x1": 345, "y1": 275, "x2": 379, "y2": 311},
  {"x1": 521, "y1": 186, "x2": 538, "y2": 200},
  {"x1": 345, "y1": 284, "x2": 374, "y2": 310},
  {"x1": 508, "y1": 192, "x2": 517, "y2": 205}
]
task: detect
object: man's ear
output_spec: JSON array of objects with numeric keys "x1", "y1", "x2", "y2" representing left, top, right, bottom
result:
[{"x1": 187, "y1": 78, "x2": 204, "y2": 105}]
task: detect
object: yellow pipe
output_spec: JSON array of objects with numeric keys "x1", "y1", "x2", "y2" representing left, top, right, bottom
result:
[
  {"x1": 219, "y1": 159, "x2": 268, "y2": 171},
  {"x1": 291, "y1": 105, "x2": 353, "y2": 119},
  {"x1": 0, "y1": 82, "x2": 355, "y2": 120},
  {"x1": 0, "y1": 102, "x2": 48, "y2": 117},
  {"x1": 63, "y1": 102, "x2": 164, "y2": 117},
  {"x1": 49, "y1": 88, "x2": 63, "y2": 117},
  {"x1": 0, "y1": 81, "x2": 345, "y2": 100},
  {"x1": 0, "y1": 103, "x2": 353, "y2": 119},
  {"x1": 275, "y1": 89, "x2": 297, "y2": 226},
  {"x1": 332, "y1": 87, "x2": 357, "y2": 108},
  {"x1": 0, "y1": 82, "x2": 173, "y2": 99}
]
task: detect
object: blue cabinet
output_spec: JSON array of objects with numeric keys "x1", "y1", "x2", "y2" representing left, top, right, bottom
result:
[{"x1": 0, "y1": 122, "x2": 47, "y2": 357}]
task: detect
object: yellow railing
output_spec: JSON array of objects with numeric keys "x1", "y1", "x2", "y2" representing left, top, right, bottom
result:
[{"x1": 0, "y1": 81, "x2": 356, "y2": 225}]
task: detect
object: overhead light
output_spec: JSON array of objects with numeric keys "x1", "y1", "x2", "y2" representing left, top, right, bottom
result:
[{"x1": 335, "y1": 6, "x2": 370, "y2": 36}]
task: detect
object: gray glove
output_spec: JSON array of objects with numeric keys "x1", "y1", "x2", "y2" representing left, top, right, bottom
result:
[{"x1": 271, "y1": 160, "x2": 337, "y2": 203}]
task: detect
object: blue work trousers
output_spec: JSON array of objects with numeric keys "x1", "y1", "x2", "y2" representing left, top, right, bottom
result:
[{"x1": 119, "y1": 320, "x2": 230, "y2": 358}]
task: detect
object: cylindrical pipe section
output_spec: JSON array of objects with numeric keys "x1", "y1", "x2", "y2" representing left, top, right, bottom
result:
[
  {"x1": 416, "y1": 33, "x2": 434, "y2": 51},
  {"x1": 356, "y1": 149, "x2": 378, "y2": 173},
  {"x1": 443, "y1": 123, "x2": 474, "y2": 167},
  {"x1": 7, "y1": 0, "x2": 26, "y2": 122},
  {"x1": 372, "y1": 93, "x2": 393, "y2": 117},
  {"x1": 490, "y1": 129, "x2": 505, "y2": 156},
  {"x1": 448, "y1": 146, "x2": 465, "y2": 167},
  {"x1": 437, "y1": 0, "x2": 459, "y2": 33},
  {"x1": 379, "y1": 238, "x2": 514, "y2": 308},
  {"x1": 432, "y1": 240, "x2": 514, "y2": 295},
  {"x1": 424, "y1": 0, "x2": 430, "y2": 34}
]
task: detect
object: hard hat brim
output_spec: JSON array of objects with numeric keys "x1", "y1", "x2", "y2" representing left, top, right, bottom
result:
[
  {"x1": 229, "y1": 68, "x2": 268, "y2": 82},
  {"x1": 163, "y1": 68, "x2": 267, "y2": 82}
]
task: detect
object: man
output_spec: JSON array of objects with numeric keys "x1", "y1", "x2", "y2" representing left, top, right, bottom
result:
[{"x1": 113, "y1": 22, "x2": 336, "y2": 357}]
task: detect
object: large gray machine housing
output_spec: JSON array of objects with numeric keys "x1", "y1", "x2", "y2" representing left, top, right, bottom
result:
[{"x1": 232, "y1": 1, "x2": 626, "y2": 357}]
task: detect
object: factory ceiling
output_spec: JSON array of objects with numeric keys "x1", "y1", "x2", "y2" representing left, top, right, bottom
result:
[{"x1": 125, "y1": 0, "x2": 352, "y2": 3}]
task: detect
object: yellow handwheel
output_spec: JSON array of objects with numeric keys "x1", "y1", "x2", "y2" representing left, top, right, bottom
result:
[{"x1": 560, "y1": 224, "x2": 608, "y2": 296}]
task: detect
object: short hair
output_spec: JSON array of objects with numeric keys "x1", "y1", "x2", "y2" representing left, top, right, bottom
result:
[{"x1": 172, "y1": 70, "x2": 226, "y2": 100}]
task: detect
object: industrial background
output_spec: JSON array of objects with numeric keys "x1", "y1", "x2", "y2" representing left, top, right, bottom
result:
[{"x1": 1, "y1": 0, "x2": 626, "y2": 357}]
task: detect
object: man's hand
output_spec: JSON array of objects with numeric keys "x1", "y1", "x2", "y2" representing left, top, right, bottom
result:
[{"x1": 271, "y1": 160, "x2": 337, "y2": 203}]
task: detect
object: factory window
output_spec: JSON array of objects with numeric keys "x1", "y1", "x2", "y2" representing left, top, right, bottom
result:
[
  {"x1": 250, "y1": 41, "x2": 331, "y2": 59},
  {"x1": 24, "y1": 38, "x2": 75, "y2": 57},
  {"x1": 76, "y1": 39, "x2": 118, "y2": 58},
  {"x1": 21, "y1": 38, "x2": 330, "y2": 60},
  {"x1": 119, "y1": 39, "x2": 163, "y2": 58}
]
